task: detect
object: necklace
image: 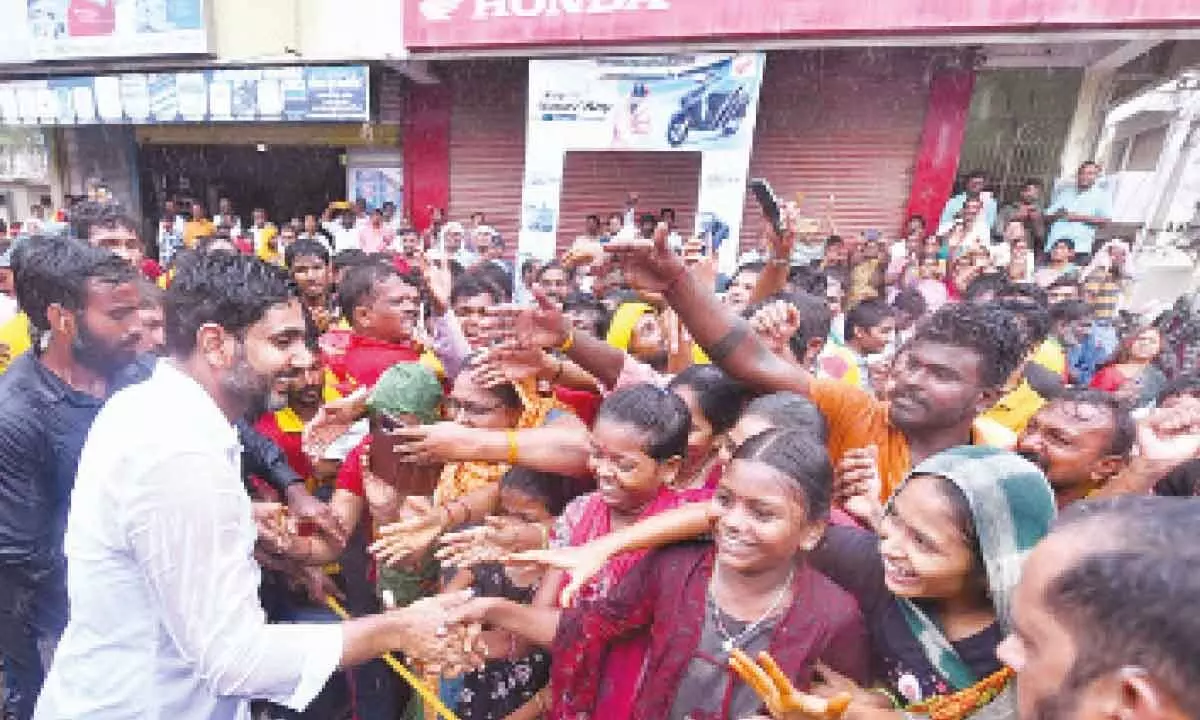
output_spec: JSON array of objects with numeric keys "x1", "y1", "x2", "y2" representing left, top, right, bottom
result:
[{"x1": 709, "y1": 561, "x2": 794, "y2": 654}]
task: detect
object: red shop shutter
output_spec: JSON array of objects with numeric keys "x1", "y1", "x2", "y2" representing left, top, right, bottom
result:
[
  {"x1": 741, "y1": 49, "x2": 932, "y2": 255},
  {"x1": 446, "y1": 59, "x2": 528, "y2": 257},
  {"x1": 557, "y1": 151, "x2": 700, "y2": 254}
]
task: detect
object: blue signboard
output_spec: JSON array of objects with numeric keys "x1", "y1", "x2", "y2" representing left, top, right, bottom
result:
[{"x1": 0, "y1": 65, "x2": 370, "y2": 126}]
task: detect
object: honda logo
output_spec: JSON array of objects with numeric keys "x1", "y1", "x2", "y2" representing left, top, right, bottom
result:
[{"x1": 420, "y1": 0, "x2": 670, "y2": 22}]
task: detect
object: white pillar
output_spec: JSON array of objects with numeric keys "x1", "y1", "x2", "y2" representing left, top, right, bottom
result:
[
  {"x1": 1142, "y1": 92, "x2": 1200, "y2": 233},
  {"x1": 1059, "y1": 67, "x2": 1115, "y2": 181}
]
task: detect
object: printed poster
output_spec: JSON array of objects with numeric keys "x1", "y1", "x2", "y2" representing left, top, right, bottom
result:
[{"x1": 520, "y1": 53, "x2": 766, "y2": 271}]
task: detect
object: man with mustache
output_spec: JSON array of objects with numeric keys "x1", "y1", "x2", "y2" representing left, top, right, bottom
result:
[
  {"x1": 603, "y1": 223, "x2": 1029, "y2": 501},
  {"x1": 1017, "y1": 386, "x2": 1200, "y2": 508},
  {"x1": 998, "y1": 496, "x2": 1200, "y2": 720},
  {"x1": 34, "y1": 253, "x2": 474, "y2": 719},
  {"x1": 328, "y1": 261, "x2": 434, "y2": 393},
  {"x1": 0, "y1": 237, "x2": 143, "y2": 720}
]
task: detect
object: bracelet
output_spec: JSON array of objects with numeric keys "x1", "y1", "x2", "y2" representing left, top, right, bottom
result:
[
  {"x1": 506, "y1": 430, "x2": 520, "y2": 465},
  {"x1": 553, "y1": 356, "x2": 565, "y2": 383},
  {"x1": 557, "y1": 327, "x2": 575, "y2": 353},
  {"x1": 537, "y1": 522, "x2": 550, "y2": 549}
]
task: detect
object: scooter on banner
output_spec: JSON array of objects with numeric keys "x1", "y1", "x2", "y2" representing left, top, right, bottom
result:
[{"x1": 666, "y1": 72, "x2": 750, "y2": 147}]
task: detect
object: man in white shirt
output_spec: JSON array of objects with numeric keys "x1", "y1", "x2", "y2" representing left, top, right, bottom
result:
[
  {"x1": 35, "y1": 252, "x2": 473, "y2": 720},
  {"x1": 330, "y1": 210, "x2": 360, "y2": 254}
]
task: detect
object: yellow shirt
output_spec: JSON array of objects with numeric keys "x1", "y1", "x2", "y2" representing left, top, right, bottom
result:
[
  {"x1": 980, "y1": 338, "x2": 1066, "y2": 434},
  {"x1": 0, "y1": 312, "x2": 32, "y2": 373},
  {"x1": 183, "y1": 219, "x2": 216, "y2": 249},
  {"x1": 253, "y1": 225, "x2": 281, "y2": 265}
]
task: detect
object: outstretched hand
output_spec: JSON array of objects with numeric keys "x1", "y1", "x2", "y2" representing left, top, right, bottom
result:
[
  {"x1": 369, "y1": 496, "x2": 446, "y2": 568},
  {"x1": 605, "y1": 222, "x2": 687, "y2": 294},
  {"x1": 508, "y1": 543, "x2": 610, "y2": 606},
  {"x1": 489, "y1": 288, "x2": 570, "y2": 351}
]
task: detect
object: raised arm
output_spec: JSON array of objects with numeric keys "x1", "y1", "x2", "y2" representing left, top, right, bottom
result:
[{"x1": 608, "y1": 224, "x2": 814, "y2": 395}]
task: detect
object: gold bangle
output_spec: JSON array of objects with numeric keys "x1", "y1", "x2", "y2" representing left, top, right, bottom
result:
[
  {"x1": 506, "y1": 430, "x2": 519, "y2": 465},
  {"x1": 557, "y1": 328, "x2": 575, "y2": 353},
  {"x1": 537, "y1": 522, "x2": 550, "y2": 549}
]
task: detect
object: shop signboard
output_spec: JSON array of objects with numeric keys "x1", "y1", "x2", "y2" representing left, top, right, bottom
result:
[
  {"x1": 0, "y1": 65, "x2": 370, "y2": 125},
  {"x1": 406, "y1": 0, "x2": 1197, "y2": 52},
  {"x1": 25, "y1": 0, "x2": 211, "y2": 60},
  {"x1": 518, "y1": 53, "x2": 765, "y2": 273}
]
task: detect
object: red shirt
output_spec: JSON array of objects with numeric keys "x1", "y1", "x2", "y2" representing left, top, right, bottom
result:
[
  {"x1": 323, "y1": 330, "x2": 422, "y2": 393},
  {"x1": 336, "y1": 440, "x2": 377, "y2": 582},
  {"x1": 554, "y1": 386, "x2": 601, "y2": 427},
  {"x1": 254, "y1": 410, "x2": 316, "y2": 486}
]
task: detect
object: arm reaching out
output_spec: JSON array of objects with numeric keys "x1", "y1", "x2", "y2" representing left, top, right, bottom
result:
[
  {"x1": 512, "y1": 501, "x2": 716, "y2": 606},
  {"x1": 606, "y1": 223, "x2": 814, "y2": 396}
]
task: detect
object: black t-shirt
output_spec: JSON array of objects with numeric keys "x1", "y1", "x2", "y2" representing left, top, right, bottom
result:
[{"x1": 809, "y1": 525, "x2": 1003, "y2": 704}]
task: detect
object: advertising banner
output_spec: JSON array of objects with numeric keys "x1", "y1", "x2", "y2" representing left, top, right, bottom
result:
[
  {"x1": 407, "y1": 0, "x2": 1197, "y2": 53},
  {"x1": 26, "y1": 0, "x2": 211, "y2": 60},
  {"x1": 519, "y1": 53, "x2": 765, "y2": 272},
  {"x1": 0, "y1": 65, "x2": 370, "y2": 126}
]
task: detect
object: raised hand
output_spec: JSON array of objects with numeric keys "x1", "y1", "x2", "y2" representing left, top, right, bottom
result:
[
  {"x1": 489, "y1": 288, "x2": 569, "y2": 350},
  {"x1": 729, "y1": 650, "x2": 853, "y2": 719},
  {"x1": 835, "y1": 446, "x2": 884, "y2": 529},
  {"x1": 422, "y1": 253, "x2": 453, "y2": 315},
  {"x1": 766, "y1": 201, "x2": 801, "y2": 261},
  {"x1": 369, "y1": 496, "x2": 446, "y2": 568},
  {"x1": 1137, "y1": 396, "x2": 1200, "y2": 464},
  {"x1": 749, "y1": 299, "x2": 801, "y2": 358},
  {"x1": 475, "y1": 347, "x2": 547, "y2": 387},
  {"x1": 605, "y1": 222, "x2": 686, "y2": 294}
]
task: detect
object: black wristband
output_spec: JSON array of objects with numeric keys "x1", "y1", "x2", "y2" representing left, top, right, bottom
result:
[{"x1": 706, "y1": 322, "x2": 750, "y2": 364}]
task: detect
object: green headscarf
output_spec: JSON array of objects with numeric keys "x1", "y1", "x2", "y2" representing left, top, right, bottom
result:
[
  {"x1": 367, "y1": 362, "x2": 442, "y2": 423},
  {"x1": 889, "y1": 445, "x2": 1056, "y2": 695}
]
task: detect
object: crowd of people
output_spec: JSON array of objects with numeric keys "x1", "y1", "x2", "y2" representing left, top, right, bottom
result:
[{"x1": 0, "y1": 159, "x2": 1198, "y2": 720}]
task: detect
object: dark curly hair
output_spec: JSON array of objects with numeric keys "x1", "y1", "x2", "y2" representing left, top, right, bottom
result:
[
  {"x1": 68, "y1": 199, "x2": 138, "y2": 243},
  {"x1": 909, "y1": 303, "x2": 1026, "y2": 390},
  {"x1": 14, "y1": 235, "x2": 137, "y2": 335},
  {"x1": 164, "y1": 252, "x2": 294, "y2": 356}
]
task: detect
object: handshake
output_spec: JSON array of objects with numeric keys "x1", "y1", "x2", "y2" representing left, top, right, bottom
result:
[{"x1": 389, "y1": 591, "x2": 490, "y2": 678}]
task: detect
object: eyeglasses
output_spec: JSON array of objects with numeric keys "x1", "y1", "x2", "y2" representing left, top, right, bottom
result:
[{"x1": 445, "y1": 397, "x2": 502, "y2": 417}]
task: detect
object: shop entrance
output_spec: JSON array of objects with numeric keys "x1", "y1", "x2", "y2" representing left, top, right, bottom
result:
[
  {"x1": 138, "y1": 143, "x2": 346, "y2": 226},
  {"x1": 556, "y1": 150, "x2": 701, "y2": 251}
]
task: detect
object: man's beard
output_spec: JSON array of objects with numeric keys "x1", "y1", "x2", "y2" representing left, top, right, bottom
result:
[
  {"x1": 72, "y1": 322, "x2": 133, "y2": 380},
  {"x1": 221, "y1": 343, "x2": 289, "y2": 416},
  {"x1": 1030, "y1": 679, "x2": 1082, "y2": 720}
]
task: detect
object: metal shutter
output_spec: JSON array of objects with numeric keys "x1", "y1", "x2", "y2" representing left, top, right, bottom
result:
[
  {"x1": 446, "y1": 59, "x2": 528, "y2": 256},
  {"x1": 557, "y1": 150, "x2": 701, "y2": 253},
  {"x1": 741, "y1": 49, "x2": 932, "y2": 253}
]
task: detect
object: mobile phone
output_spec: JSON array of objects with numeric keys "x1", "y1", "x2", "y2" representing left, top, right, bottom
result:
[
  {"x1": 748, "y1": 178, "x2": 784, "y2": 235},
  {"x1": 368, "y1": 413, "x2": 440, "y2": 496}
]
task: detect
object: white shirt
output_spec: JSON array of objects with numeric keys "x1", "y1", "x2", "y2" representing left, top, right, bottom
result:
[
  {"x1": 35, "y1": 361, "x2": 342, "y2": 720},
  {"x1": 329, "y1": 224, "x2": 360, "y2": 253}
]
